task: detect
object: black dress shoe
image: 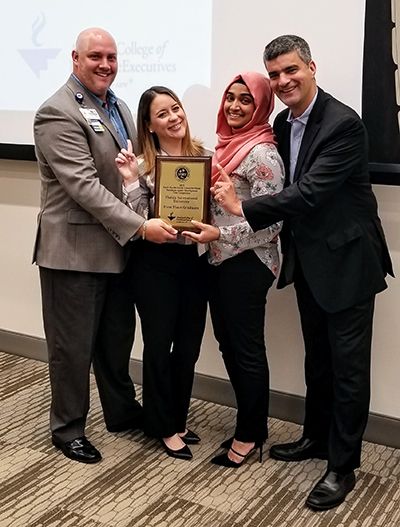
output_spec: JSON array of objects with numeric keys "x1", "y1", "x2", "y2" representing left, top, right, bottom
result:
[
  {"x1": 52, "y1": 436, "x2": 102, "y2": 464},
  {"x1": 180, "y1": 429, "x2": 200, "y2": 445},
  {"x1": 269, "y1": 437, "x2": 328, "y2": 462},
  {"x1": 306, "y1": 470, "x2": 356, "y2": 510},
  {"x1": 160, "y1": 440, "x2": 193, "y2": 460}
]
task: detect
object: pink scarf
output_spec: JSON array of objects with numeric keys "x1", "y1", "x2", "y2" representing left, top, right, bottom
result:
[{"x1": 211, "y1": 71, "x2": 276, "y2": 184}]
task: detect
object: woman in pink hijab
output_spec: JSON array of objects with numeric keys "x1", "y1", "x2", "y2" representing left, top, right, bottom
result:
[{"x1": 183, "y1": 72, "x2": 284, "y2": 467}]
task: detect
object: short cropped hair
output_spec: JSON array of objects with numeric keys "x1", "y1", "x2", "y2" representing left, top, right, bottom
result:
[{"x1": 263, "y1": 35, "x2": 312, "y2": 64}]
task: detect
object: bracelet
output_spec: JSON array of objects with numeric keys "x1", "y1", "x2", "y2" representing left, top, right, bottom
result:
[{"x1": 141, "y1": 220, "x2": 148, "y2": 240}]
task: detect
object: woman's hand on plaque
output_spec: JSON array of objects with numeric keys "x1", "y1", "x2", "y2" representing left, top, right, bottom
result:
[{"x1": 181, "y1": 221, "x2": 220, "y2": 243}]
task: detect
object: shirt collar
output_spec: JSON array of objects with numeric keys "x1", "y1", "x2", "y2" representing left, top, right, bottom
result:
[
  {"x1": 287, "y1": 88, "x2": 318, "y2": 125},
  {"x1": 71, "y1": 74, "x2": 117, "y2": 107}
]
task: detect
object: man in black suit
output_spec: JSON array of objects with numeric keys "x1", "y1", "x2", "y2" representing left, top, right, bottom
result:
[{"x1": 213, "y1": 35, "x2": 393, "y2": 510}]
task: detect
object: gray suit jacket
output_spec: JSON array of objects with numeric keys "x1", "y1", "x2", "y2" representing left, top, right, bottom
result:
[{"x1": 33, "y1": 75, "x2": 144, "y2": 273}]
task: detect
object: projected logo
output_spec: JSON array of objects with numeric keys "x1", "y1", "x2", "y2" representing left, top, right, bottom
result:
[{"x1": 18, "y1": 13, "x2": 61, "y2": 78}]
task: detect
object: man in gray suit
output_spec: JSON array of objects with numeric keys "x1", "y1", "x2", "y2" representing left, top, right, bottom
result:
[{"x1": 33, "y1": 27, "x2": 176, "y2": 463}]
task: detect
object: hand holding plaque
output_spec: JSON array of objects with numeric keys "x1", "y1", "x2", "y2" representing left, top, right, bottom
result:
[{"x1": 154, "y1": 156, "x2": 211, "y2": 231}]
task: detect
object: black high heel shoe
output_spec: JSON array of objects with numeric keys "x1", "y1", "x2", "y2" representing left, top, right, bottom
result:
[
  {"x1": 211, "y1": 443, "x2": 263, "y2": 468},
  {"x1": 180, "y1": 429, "x2": 200, "y2": 445},
  {"x1": 220, "y1": 437, "x2": 234, "y2": 450},
  {"x1": 160, "y1": 440, "x2": 193, "y2": 460},
  {"x1": 220, "y1": 437, "x2": 265, "y2": 458}
]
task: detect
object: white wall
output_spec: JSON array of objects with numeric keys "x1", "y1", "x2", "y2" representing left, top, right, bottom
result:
[
  {"x1": 185, "y1": 0, "x2": 366, "y2": 148},
  {"x1": 0, "y1": 160, "x2": 399, "y2": 419}
]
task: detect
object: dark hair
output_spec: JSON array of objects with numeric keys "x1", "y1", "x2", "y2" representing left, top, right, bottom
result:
[
  {"x1": 232, "y1": 76, "x2": 247, "y2": 86},
  {"x1": 263, "y1": 35, "x2": 312, "y2": 64},
  {"x1": 136, "y1": 86, "x2": 203, "y2": 173}
]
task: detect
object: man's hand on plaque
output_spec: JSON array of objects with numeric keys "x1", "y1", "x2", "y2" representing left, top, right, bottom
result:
[
  {"x1": 182, "y1": 221, "x2": 220, "y2": 243},
  {"x1": 144, "y1": 218, "x2": 178, "y2": 243},
  {"x1": 211, "y1": 164, "x2": 243, "y2": 217},
  {"x1": 115, "y1": 139, "x2": 139, "y2": 186}
]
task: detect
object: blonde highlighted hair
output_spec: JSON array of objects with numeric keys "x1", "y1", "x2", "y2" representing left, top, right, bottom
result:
[{"x1": 136, "y1": 86, "x2": 204, "y2": 174}]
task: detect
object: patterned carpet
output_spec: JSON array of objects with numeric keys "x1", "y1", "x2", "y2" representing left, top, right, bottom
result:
[{"x1": 1, "y1": 350, "x2": 400, "y2": 527}]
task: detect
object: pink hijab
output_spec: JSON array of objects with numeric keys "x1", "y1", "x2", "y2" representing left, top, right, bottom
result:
[{"x1": 211, "y1": 71, "x2": 276, "y2": 184}]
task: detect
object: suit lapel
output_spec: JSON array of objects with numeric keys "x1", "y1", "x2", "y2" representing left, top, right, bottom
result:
[
  {"x1": 280, "y1": 123, "x2": 292, "y2": 187},
  {"x1": 293, "y1": 123, "x2": 320, "y2": 181},
  {"x1": 274, "y1": 112, "x2": 291, "y2": 187},
  {"x1": 66, "y1": 76, "x2": 128, "y2": 150},
  {"x1": 293, "y1": 88, "x2": 326, "y2": 181}
]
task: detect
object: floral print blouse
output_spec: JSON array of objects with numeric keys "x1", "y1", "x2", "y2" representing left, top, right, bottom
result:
[{"x1": 209, "y1": 143, "x2": 285, "y2": 277}]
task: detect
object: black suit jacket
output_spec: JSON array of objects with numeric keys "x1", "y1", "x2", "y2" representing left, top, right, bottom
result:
[{"x1": 243, "y1": 88, "x2": 393, "y2": 313}]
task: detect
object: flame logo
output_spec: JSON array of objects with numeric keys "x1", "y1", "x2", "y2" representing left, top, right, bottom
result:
[
  {"x1": 18, "y1": 14, "x2": 61, "y2": 78},
  {"x1": 32, "y1": 13, "x2": 46, "y2": 47}
]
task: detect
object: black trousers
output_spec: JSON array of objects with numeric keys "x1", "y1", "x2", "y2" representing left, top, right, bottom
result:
[
  {"x1": 39, "y1": 261, "x2": 141, "y2": 442},
  {"x1": 132, "y1": 241, "x2": 208, "y2": 438},
  {"x1": 208, "y1": 250, "x2": 275, "y2": 443},
  {"x1": 294, "y1": 265, "x2": 375, "y2": 473}
]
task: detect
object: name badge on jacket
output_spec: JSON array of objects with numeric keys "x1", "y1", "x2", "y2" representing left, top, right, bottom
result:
[{"x1": 79, "y1": 108, "x2": 105, "y2": 132}]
